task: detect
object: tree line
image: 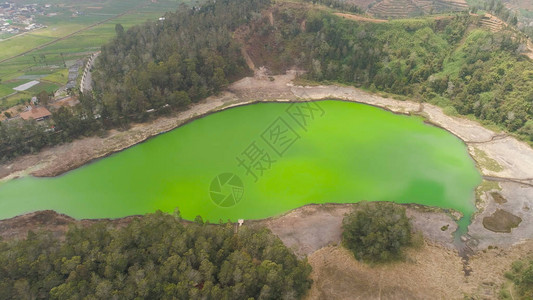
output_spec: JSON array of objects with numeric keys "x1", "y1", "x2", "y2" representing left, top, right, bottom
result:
[{"x1": 0, "y1": 211, "x2": 312, "y2": 299}]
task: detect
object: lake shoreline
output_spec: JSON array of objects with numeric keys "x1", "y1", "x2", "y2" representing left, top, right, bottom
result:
[{"x1": 1, "y1": 72, "x2": 532, "y2": 251}]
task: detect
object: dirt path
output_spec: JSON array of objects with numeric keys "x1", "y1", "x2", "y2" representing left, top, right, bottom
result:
[{"x1": 334, "y1": 12, "x2": 388, "y2": 23}]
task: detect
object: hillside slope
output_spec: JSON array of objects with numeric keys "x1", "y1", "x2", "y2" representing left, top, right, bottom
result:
[{"x1": 237, "y1": 3, "x2": 532, "y2": 142}]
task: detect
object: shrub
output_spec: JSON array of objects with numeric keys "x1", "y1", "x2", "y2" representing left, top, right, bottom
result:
[{"x1": 342, "y1": 202, "x2": 412, "y2": 263}]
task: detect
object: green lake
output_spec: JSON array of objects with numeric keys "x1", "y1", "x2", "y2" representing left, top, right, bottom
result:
[{"x1": 0, "y1": 100, "x2": 481, "y2": 228}]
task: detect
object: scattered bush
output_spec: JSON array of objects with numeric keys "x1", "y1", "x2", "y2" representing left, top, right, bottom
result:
[{"x1": 342, "y1": 202, "x2": 412, "y2": 263}]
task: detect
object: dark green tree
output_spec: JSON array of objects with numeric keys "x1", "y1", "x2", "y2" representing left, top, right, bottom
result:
[{"x1": 342, "y1": 202, "x2": 412, "y2": 263}]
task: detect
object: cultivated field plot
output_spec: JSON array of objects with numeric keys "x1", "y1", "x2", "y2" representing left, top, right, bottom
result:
[{"x1": 0, "y1": 0, "x2": 187, "y2": 109}]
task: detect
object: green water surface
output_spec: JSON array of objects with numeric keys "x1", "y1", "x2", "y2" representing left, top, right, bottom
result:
[{"x1": 0, "y1": 101, "x2": 481, "y2": 225}]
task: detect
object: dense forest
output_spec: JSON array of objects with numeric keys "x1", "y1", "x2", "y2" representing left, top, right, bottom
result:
[
  {"x1": 0, "y1": 211, "x2": 312, "y2": 299},
  {"x1": 92, "y1": 0, "x2": 270, "y2": 125},
  {"x1": 241, "y1": 6, "x2": 532, "y2": 141},
  {"x1": 342, "y1": 202, "x2": 413, "y2": 263}
]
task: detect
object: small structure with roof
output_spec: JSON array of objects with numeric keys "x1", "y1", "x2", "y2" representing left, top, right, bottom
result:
[{"x1": 20, "y1": 106, "x2": 51, "y2": 121}]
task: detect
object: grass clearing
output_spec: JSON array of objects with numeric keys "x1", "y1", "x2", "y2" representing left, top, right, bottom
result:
[
  {"x1": 27, "y1": 82, "x2": 61, "y2": 94},
  {"x1": 475, "y1": 180, "x2": 501, "y2": 208},
  {"x1": 473, "y1": 147, "x2": 504, "y2": 172},
  {"x1": 0, "y1": 92, "x2": 33, "y2": 110},
  {"x1": 42, "y1": 69, "x2": 69, "y2": 85},
  {"x1": 0, "y1": 80, "x2": 31, "y2": 98},
  {"x1": 0, "y1": 35, "x2": 56, "y2": 62}
]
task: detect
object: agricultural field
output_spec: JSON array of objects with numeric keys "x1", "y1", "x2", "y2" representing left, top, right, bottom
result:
[{"x1": 0, "y1": 0, "x2": 188, "y2": 110}]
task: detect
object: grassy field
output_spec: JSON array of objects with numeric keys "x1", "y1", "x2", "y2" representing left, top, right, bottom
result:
[
  {"x1": 41, "y1": 69, "x2": 69, "y2": 85},
  {"x1": 0, "y1": 0, "x2": 187, "y2": 109}
]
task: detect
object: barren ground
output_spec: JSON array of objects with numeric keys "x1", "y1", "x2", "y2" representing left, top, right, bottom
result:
[{"x1": 305, "y1": 240, "x2": 533, "y2": 300}]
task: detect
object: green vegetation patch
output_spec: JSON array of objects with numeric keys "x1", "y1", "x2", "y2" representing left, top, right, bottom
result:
[
  {"x1": 0, "y1": 211, "x2": 312, "y2": 299},
  {"x1": 502, "y1": 259, "x2": 533, "y2": 299},
  {"x1": 0, "y1": 92, "x2": 32, "y2": 110},
  {"x1": 342, "y1": 202, "x2": 413, "y2": 263},
  {"x1": 473, "y1": 147, "x2": 504, "y2": 172},
  {"x1": 42, "y1": 69, "x2": 69, "y2": 85},
  {"x1": 27, "y1": 81, "x2": 60, "y2": 94}
]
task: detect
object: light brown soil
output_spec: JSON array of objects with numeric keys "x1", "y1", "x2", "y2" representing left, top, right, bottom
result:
[
  {"x1": 334, "y1": 12, "x2": 388, "y2": 23},
  {"x1": 259, "y1": 203, "x2": 458, "y2": 257},
  {"x1": 306, "y1": 245, "x2": 464, "y2": 299},
  {"x1": 305, "y1": 240, "x2": 533, "y2": 299}
]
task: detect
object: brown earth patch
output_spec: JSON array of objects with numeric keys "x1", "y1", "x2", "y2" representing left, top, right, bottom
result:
[
  {"x1": 305, "y1": 240, "x2": 533, "y2": 299},
  {"x1": 491, "y1": 191, "x2": 507, "y2": 204},
  {"x1": 0, "y1": 210, "x2": 139, "y2": 241},
  {"x1": 334, "y1": 12, "x2": 388, "y2": 23},
  {"x1": 483, "y1": 209, "x2": 522, "y2": 233},
  {"x1": 305, "y1": 244, "x2": 464, "y2": 299}
]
